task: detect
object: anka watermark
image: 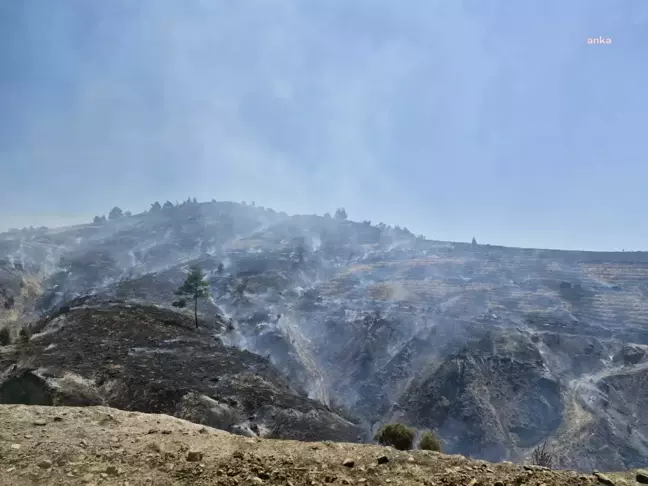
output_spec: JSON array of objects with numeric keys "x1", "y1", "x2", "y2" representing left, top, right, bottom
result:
[{"x1": 587, "y1": 36, "x2": 612, "y2": 45}]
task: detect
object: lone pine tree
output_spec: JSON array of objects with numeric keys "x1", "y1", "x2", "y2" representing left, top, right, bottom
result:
[{"x1": 172, "y1": 265, "x2": 210, "y2": 329}]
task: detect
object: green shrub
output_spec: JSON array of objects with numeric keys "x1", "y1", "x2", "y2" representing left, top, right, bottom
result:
[
  {"x1": 374, "y1": 423, "x2": 415, "y2": 451},
  {"x1": 0, "y1": 327, "x2": 11, "y2": 346},
  {"x1": 419, "y1": 430, "x2": 442, "y2": 451}
]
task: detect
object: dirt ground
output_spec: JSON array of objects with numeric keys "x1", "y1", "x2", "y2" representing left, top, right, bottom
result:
[{"x1": 0, "y1": 405, "x2": 643, "y2": 485}]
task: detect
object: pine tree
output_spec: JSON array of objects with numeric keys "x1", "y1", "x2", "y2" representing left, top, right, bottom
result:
[
  {"x1": 150, "y1": 201, "x2": 162, "y2": 212},
  {"x1": 334, "y1": 208, "x2": 348, "y2": 220},
  {"x1": 172, "y1": 265, "x2": 210, "y2": 329}
]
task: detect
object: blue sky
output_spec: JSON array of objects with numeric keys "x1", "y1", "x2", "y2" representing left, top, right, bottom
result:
[{"x1": 1, "y1": 0, "x2": 647, "y2": 250}]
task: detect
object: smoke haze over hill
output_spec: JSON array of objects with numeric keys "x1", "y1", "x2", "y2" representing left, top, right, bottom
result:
[{"x1": 2, "y1": 1, "x2": 648, "y2": 249}]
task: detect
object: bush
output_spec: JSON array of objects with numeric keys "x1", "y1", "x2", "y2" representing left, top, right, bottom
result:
[
  {"x1": 419, "y1": 430, "x2": 442, "y2": 451},
  {"x1": 374, "y1": 423, "x2": 415, "y2": 451},
  {"x1": 531, "y1": 441, "x2": 553, "y2": 468},
  {"x1": 0, "y1": 327, "x2": 12, "y2": 346}
]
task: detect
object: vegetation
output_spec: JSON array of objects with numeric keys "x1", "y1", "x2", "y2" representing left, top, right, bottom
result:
[
  {"x1": 374, "y1": 423, "x2": 415, "y2": 451},
  {"x1": 19, "y1": 327, "x2": 31, "y2": 343},
  {"x1": 0, "y1": 327, "x2": 12, "y2": 346},
  {"x1": 150, "y1": 201, "x2": 162, "y2": 212},
  {"x1": 93, "y1": 215, "x2": 107, "y2": 224},
  {"x1": 418, "y1": 430, "x2": 442, "y2": 451},
  {"x1": 172, "y1": 265, "x2": 211, "y2": 329},
  {"x1": 335, "y1": 208, "x2": 348, "y2": 220},
  {"x1": 108, "y1": 207, "x2": 124, "y2": 220},
  {"x1": 531, "y1": 441, "x2": 554, "y2": 468},
  {"x1": 163, "y1": 201, "x2": 174, "y2": 210}
]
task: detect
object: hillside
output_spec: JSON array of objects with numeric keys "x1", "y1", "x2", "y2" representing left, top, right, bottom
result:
[
  {"x1": 2, "y1": 200, "x2": 648, "y2": 470},
  {"x1": 0, "y1": 300, "x2": 362, "y2": 444},
  {"x1": 0, "y1": 404, "x2": 636, "y2": 486}
]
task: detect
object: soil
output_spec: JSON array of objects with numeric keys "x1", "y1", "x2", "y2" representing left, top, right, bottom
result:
[{"x1": 0, "y1": 405, "x2": 642, "y2": 486}]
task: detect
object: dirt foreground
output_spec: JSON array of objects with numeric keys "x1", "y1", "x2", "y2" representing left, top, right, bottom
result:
[{"x1": 0, "y1": 405, "x2": 643, "y2": 486}]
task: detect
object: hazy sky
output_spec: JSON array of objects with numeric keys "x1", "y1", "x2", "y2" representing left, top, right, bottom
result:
[{"x1": 1, "y1": 1, "x2": 647, "y2": 250}]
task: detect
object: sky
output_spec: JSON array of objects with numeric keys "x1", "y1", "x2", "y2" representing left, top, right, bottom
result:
[{"x1": 1, "y1": 0, "x2": 648, "y2": 251}]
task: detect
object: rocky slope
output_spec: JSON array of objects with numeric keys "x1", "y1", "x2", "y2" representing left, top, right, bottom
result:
[
  {"x1": 0, "y1": 299, "x2": 362, "y2": 443},
  {"x1": 2, "y1": 200, "x2": 648, "y2": 470},
  {"x1": 1, "y1": 404, "x2": 640, "y2": 486}
]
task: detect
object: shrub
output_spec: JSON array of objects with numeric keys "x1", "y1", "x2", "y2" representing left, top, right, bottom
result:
[
  {"x1": 419, "y1": 430, "x2": 442, "y2": 451},
  {"x1": 531, "y1": 441, "x2": 553, "y2": 468},
  {"x1": 0, "y1": 327, "x2": 12, "y2": 346},
  {"x1": 374, "y1": 423, "x2": 415, "y2": 451}
]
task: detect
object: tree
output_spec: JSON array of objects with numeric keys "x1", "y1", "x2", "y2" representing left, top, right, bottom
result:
[
  {"x1": 172, "y1": 266, "x2": 210, "y2": 329},
  {"x1": 374, "y1": 423, "x2": 415, "y2": 451},
  {"x1": 163, "y1": 201, "x2": 174, "y2": 210},
  {"x1": 335, "y1": 208, "x2": 348, "y2": 220},
  {"x1": 108, "y1": 207, "x2": 123, "y2": 220},
  {"x1": 217, "y1": 262, "x2": 225, "y2": 274},
  {"x1": 93, "y1": 215, "x2": 104, "y2": 224},
  {"x1": 150, "y1": 202, "x2": 162, "y2": 212},
  {"x1": 472, "y1": 237, "x2": 477, "y2": 246},
  {"x1": 0, "y1": 327, "x2": 11, "y2": 346}
]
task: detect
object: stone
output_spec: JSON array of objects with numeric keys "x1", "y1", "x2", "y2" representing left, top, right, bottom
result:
[
  {"x1": 250, "y1": 478, "x2": 263, "y2": 484},
  {"x1": 33, "y1": 419, "x2": 47, "y2": 426},
  {"x1": 38, "y1": 459, "x2": 53, "y2": 469},
  {"x1": 594, "y1": 472, "x2": 615, "y2": 485},
  {"x1": 377, "y1": 455, "x2": 389, "y2": 465},
  {"x1": 187, "y1": 450, "x2": 203, "y2": 462},
  {"x1": 10, "y1": 444, "x2": 20, "y2": 450},
  {"x1": 343, "y1": 458, "x2": 355, "y2": 468},
  {"x1": 637, "y1": 471, "x2": 648, "y2": 484},
  {"x1": 105, "y1": 465, "x2": 119, "y2": 476},
  {"x1": 467, "y1": 479, "x2": 478, "y2": 486},
  {"x1": 148, "y1": 442, "x2": 163, "y2": 453},
  {"x1": 494, "y1": 482, "x2": 505, "y2": 486}
]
